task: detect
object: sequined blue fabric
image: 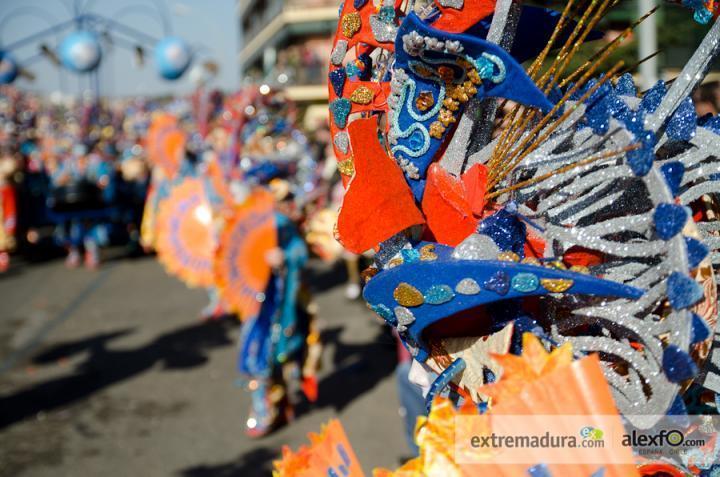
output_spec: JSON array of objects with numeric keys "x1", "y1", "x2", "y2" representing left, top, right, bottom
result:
[{"x1": 653, "y1": 203, "x2": 688, "y2": 240}]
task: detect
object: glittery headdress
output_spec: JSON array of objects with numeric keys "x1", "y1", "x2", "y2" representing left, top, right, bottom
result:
[{"x1": 328, "y1": 0, "x2": 720, "y2": 429}]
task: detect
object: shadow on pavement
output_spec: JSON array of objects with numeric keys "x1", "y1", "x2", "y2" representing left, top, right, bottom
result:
[
  {"x1": 0, "y1": 317, "x2": 239, "y2": 430},
  {"x1": 303, "y1": 323, "x2": 397, "y2": 413},
  {"x1": 178, "y1": 447, "x2": 277, "y2": 477}
]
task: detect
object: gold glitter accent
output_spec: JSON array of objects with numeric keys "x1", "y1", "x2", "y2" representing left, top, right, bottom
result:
[
  {"x1": 429, "y1": 121, "x2": 445, "y2": 139},
  {"x1": 388, "y1": 257, "x2": 404, "y2": 268},
  {"x1": 416, "y1": 91, "x2": 434, "y2": 111},
  {"x1": 467, "y1": 68, "x2": 482, "y2": 85},
  {"x1": 497, "y1": 251, "x2": 520, "y2": 262},
  {"x1": 342, "y1": 13, "x2": 361, "y2": 38},
  {"x1": 447, "y1": 84, "x2": 470, "y2": 103},
  {"x1": 350, "y1": 86, "x2": 373, "y2": 105},
  {"x1": 443, "y1": 97, "x2": 459, "y2": 111},
  {"x1": 545, "y1": 260, "x2": 567, "y2": 270},
  {"x1": 437, "y1": 66, "x2": 455, "y2": 82},
  {"x1": 463, "y1": 80, "x2": 477, "y2": 96},
  {"x1": 419, "y1": 244, "x2": 437, "y2": 261},
  {"x1": 456, "y1": 58, "x2": 472, "y2": 70},
  {"x1": 540, "y1": 278, "x2": 574, "y2": 293},
  {"x1": 393, "y1": 282, "x2": 424, "y2": 307},
  {"x1": 570, "y1": 265, "x2": 590, "y2": 275},
  {"x1": 338, "y1": 158, "x2": 355, "y2": 176},
  {"x1": 521, "y1": 257, "x2": 541, "y2": 266},
  {"x1": 438, "y1": 108, "x2": 456, "y2": 127},
  {"x1": 360, "y1": 267, "x2": 379, "y2": 283}
]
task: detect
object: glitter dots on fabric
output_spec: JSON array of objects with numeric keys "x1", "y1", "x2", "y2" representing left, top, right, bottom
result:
[
  {"x1": 455, "y1": 278, "x2": 480, "y2": 295},
  {"x1": 540, "y1": 278, "x2": 574, "y2": 293},
  {"x1": 350, "y1": 85, "x2": 374, "y2": 105},
  {"x1": 511, "y1": 273, "x2": 539, "y2": 293},
  {"x1": 329, "y1": 68, "x2": 347, "y2": 97},
  {"x1": 372, "y1": 303, "x2": 396, "y2": 325},
  {"x1": 337, "y1": 158, "x2": 355, "y2": 177},
  {"x1": 330, "y1": 98, "x2": 351, "y2": 128},
  {"x1": 341, "y1": 12, "x2": 361, "y2": 38},
  {"x1": 483, "y1": 271, "x2": 510, "y2": 295},
  {"x1": 424, "y1": 285, "x2": 455, "y2": 305},
  {"x1": 393, "y1": 282, "x2": 424, "y2": 307}
]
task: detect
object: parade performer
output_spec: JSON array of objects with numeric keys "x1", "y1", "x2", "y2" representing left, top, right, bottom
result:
[
  {"x1": 0, "y1": 149, "x2": 18, "y2": 272},
  {"x1": 276, "y1": 0, "x2": 720, "y2": 473}
]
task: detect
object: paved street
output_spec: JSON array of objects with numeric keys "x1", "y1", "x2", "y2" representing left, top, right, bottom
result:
[{"x1": 0, "y1": 255, "x2": 409, "y2": 476}]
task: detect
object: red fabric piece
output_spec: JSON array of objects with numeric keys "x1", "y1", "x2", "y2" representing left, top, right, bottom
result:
[
  {"x1": 461, "y1": 163, "x2": 488, "y2": 217},
  {"x1": 337, "y1": 117, "x2": 425, "y2": 253},
  {"x1": 432, "y1": 0, "x2": 496, "y2": 33},
  {"x1": 422, "y1": 163, "x2": 477, "y2": 246},
  {"x1": 524, "y1": 227, "x2": 546, "y2": 259},
  {"x1": 563, "y1": 246, "x2": 604, "y2": 268}
]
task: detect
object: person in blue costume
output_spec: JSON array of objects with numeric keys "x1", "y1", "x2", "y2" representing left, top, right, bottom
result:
[
  {"x1": 237, "y1": 185, "x2": 320, "y2": 437},
  {"x1": 48, "y1": 142, "x2": 115, "y2": 269}
]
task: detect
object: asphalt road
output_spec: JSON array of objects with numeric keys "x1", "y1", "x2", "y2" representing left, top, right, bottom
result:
[{"x1": 0, "y1": 255, "x2": 409, "y2": 476}]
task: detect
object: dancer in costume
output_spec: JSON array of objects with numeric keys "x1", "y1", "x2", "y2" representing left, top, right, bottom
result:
[{"x1": 275, "y1": 0, "x2": 720, "y2": 473}]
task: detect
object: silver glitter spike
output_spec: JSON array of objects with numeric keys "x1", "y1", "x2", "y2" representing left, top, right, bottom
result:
[
  {"x1": 369, "y1": 15, "x2": 397, "y2": 44},
  {"x1": 394, "y1": 306, "x2": 415, "y2": 326},
  {"x1": 330, "y1": 40, "x2": 348, "y2": 66},
  {"x1": 437, "y1": 0, "x2": 463, "y2": 9},
  {"x1": 333, "y1": 131, "x2": 350, "y2": 154}
]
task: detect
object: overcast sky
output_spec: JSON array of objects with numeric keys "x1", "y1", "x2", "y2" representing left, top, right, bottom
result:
[{"x1": 1, "y1": 0, "x2": 238, "y2": 97}]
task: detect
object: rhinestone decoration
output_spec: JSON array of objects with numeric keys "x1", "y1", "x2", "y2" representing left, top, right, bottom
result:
[
  {"x1": 341, "y1": 12, "x2": 361, "y2": 38},
  {"x1": 338, "y1": 158, "x2": 355, "y2": 176},
  {"x1": 653, "y1": 203, "x2": 688, "y2": 240},
  {"x1": 393, "y1": 282, "x2": 424, "y2": 307},
  {"x1": 416, "y1": 91, "x2": 435, "y2": 112},
  {"x1": 540, "y1": 278, "x2": 574, "y2": 293},
  {"x1": 662, "y1": 345, "x2": 698, "y2": 382},
  {"x1": 333, "y1": 131, "x2": 350, "y2": 154},
  {"x1": 350, "y1": 85, "x2": 374, "y2": 105},
  {"x1": 497, "y1": 251, "x2": 520, "y2": 262},
  {"x1": 455, "y1": 278, "x2": 480, "y2": 295},
  {"x1": 387, "y1": 257, "x2": 404, "y2": 268},
  {"x1": 330, "y1": 98, "x2": 351, "y2": 129},
  {"x1": 372, "y1": 303, "x2": 396, "y2": 325},
  {"x1": 666, "y1": 272, "x2": 704, "y2": 309},
  {"x1": 419, "y1": 244, "x2": 437, "y2": 261},
  {"x1": 452, "y1": 234, "x2": 500, "y2": 260},
  {"x1": 400, "y1": 248, "x2": 420, "y2": 263},
  {"x1": 369, "y1": 14, "x2": 397, "y2": 43},
  {"x1": 424, "y1": 285, "x2": 455, "y2": 305},
  {"x1": 511, "y1": 273, "x2": 539, "y2": 293},
  {"x1": 330, "y1": 40, "x2": 347, "y2": 66},
  {"x1": 394, "y1": 306, "x2": 415, "y2": 326},
  {"x1": 483, "y1": 271, "x2": 510, "y2": 295},
  {"x1": 329, "y1": 68, "x2": 347, "y2": 97}
]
